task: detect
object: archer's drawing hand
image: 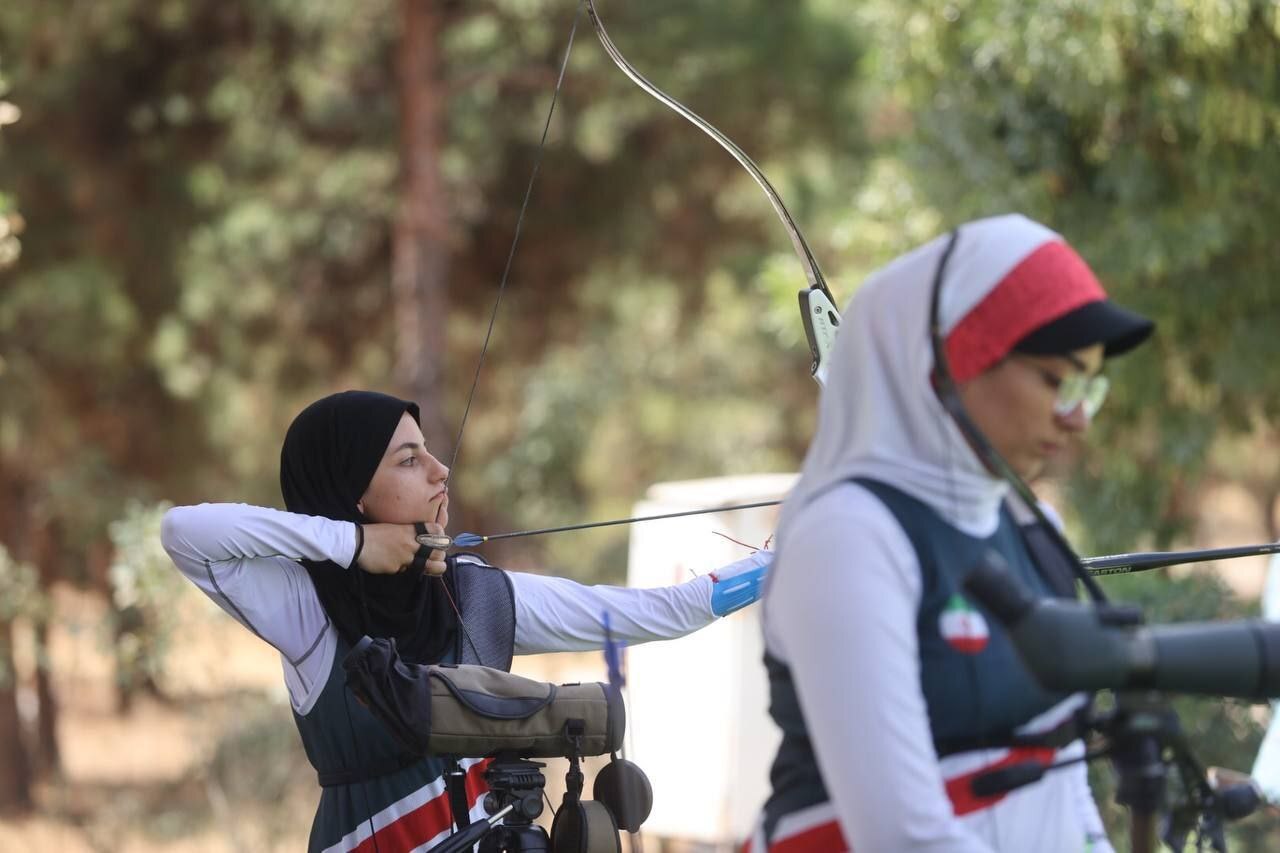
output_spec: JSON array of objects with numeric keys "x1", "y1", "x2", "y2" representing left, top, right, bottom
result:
[
  {"x1": 358, "y1": 523, "x2": 448, "y2": 576},
  {"x1": 417, "y1": 521, "x2": 449, "y2": 576}
]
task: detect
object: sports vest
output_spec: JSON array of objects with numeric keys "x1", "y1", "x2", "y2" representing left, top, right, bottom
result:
[
  {"x1": 762, "y1": 478, "x2": 1077, "y2": 842},
  {"x1": 293, "y1": 555, "x2": 515, "y2": 852}
]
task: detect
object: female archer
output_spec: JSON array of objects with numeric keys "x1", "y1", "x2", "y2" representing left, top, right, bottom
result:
[
  {"x1": 754, "y1": 214, "x2": 1153, "y2": 852},
  {"x1": 161, "y1": 389, "x2": 769, "y2": 853}
]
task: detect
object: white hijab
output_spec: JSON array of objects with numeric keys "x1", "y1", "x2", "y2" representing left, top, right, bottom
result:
[{"x1": 776, "y1": 213, "x2": 1067, "y2": 542}]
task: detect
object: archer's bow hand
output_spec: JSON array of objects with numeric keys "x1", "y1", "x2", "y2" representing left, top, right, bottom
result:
[{"x1": 710, "y1": 549, "x2": 773, "y2": 617}]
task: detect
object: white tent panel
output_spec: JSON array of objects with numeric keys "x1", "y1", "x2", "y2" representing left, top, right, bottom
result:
[{"x1": 624, "y1": 474, "x2": 794, "y2": 846}]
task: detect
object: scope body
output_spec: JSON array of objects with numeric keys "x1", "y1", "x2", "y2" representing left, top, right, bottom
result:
[
  {"x1": 344, "y1": 636, "x2": 625, "y2": 758},
  {"x1": 964, "y1": 554, "x2": 1280, "y2": 700}
]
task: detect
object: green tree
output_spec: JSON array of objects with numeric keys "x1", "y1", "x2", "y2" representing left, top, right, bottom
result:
[
  {"x1": 0, "y1": 0, "x2": 867, "y2": 812},
  {"x1": 0, "y1": 56, "x2": 18, "y2": 270},
  {"x1": 107, "y1": 502, "x2": 183, "y2": 710},
  {"x1": 862, "y1": 0, "x2": 1280, "y2": 548}
]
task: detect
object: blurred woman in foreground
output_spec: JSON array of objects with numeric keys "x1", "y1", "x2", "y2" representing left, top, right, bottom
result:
[{"x1": 754, "y1": 214, "x2": 1153, "y2": 852}]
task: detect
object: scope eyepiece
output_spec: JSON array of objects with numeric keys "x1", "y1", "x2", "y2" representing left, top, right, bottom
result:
[{"x1": 963, "y1": 549, "x2": 1035, "y2": 625}]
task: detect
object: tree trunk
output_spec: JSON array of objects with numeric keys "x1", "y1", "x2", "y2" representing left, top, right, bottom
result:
[
  {"x1": 85, "y1": 539, "x2": 138, "y2": 714},
  {"x1": 32, "y1": 620, "x2": 59, "y2": 777},
  {"x1": 393, "y1": 0, "x2": 452, "y2": 460},
  {"x1": 0, "y1": 480, "x2": 33, "y2": 812},
  {"x1": 31, "y1": 522, "x2": 60, "y2": 777},
  {"x1": 0, "y1": 620, "x2": 32, "y2": 814}
]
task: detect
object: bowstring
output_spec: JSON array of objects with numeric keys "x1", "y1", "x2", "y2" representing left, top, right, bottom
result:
[
  {"x1": 432, "y1": 2, "x2": 586, "y2": 657},
  {"x1": 444, "y1": 2, "x2": 584, "y2": 483}
]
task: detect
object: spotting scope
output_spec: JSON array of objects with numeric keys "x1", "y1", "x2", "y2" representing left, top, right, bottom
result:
[{"x1": 964, "y1": 551, "x2": 1280, "y2": 700}]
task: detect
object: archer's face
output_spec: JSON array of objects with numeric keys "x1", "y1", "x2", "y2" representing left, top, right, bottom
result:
[
  {"x1": 357, "y1": 413, "x2": 450, "y2": 526},
  {"x1": 957, "y1": 344, "x2": 1105, "y2": 481}
]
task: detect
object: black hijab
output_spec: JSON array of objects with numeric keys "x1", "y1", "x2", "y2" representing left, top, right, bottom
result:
[{"x1": 280, "y1": 390, "x2": 458, "y2": 664}]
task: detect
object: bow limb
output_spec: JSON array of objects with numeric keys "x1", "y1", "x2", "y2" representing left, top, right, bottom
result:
[{"x1": 584, "y1": 0, "x2": 841, "y2": 385}]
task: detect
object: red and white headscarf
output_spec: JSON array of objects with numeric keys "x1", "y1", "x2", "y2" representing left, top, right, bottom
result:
[{"x1": 776, "y1": 213, "x2": 1109, "y2": 540}]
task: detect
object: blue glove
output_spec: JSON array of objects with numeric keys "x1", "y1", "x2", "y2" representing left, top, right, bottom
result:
[{"x1": 710, "y1": 550, "x2": 773, "y2": 617}]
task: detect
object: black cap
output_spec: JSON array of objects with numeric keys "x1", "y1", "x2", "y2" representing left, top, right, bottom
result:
[{"x1": 1013, "y1": 299, "x2": 1154, "y2": 359}]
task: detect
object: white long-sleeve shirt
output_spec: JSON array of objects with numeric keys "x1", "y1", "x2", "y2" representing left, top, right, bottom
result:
[
  {"x1": 762, "y1": 483, "x2": 1112, "y2": 853},
  {"x1": 161, "y1": 502, "x2": 723, "y2": 715}
]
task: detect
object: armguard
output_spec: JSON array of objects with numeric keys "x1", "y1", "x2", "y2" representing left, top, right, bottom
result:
[{"x1": 710, "y1": 551, "x2": 773, "y2": 617}]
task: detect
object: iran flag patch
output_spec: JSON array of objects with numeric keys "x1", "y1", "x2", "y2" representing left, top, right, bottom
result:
[{"x1": 939, "y1": 595, "x2": 990, "y2": 655}]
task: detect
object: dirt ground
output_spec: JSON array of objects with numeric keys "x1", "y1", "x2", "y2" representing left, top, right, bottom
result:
[{"x1": 0, "y1": 582, "x2": 302, "y2": 852}]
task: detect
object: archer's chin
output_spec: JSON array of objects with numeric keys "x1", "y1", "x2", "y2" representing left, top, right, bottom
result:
[{"x1": 1015, "y1": 459, "x2": 1048, "y2": 484}]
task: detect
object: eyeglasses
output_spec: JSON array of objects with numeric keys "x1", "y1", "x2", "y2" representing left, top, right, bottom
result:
[{"x1": 1014, "y1": 356, "x2": 1110, "y2": 418}]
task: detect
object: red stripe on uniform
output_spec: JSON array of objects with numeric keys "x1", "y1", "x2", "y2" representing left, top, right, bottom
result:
[
  {"x1": 945, "y1": 746, "x2": 1055, "y2": 816},
  {"x1": 768, "y1": 819, "x2": 849, "y2": 852},
  {"x1": 753, "y1": 746, "x2": 1058, "y2": 851},
  {"x1": 350, "y1": 758, "x2": 493, "y2": 853},
  {"x1": 463, "y1": 757, "x2": 490, "y2": 808}
]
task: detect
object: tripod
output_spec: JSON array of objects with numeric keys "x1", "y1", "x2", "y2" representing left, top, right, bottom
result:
[
  {"x1": 1101, "y1": 692, "x2": 1261, "y2": 853},
  {"x1": 435, "y1": 756, "x2": 550, "y2": 853},
  {"x1": 972, "y1": 692, "x2": 1264, "y2": 852}
]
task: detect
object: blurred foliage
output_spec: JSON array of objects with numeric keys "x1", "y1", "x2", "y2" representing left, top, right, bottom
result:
[
  {"x1": 450, "y1": 0, "x2": 869, "y2": 575},
  {"x1": 202, "y1": 694, "x2": 314, "y2": 850},
  {"x1": 859, "y1": 0, "x2": 1280, "y2": 551},
  {"x1": 0, "y1": 544, "x2": 45, "y2": 688},
  {"x1": 107, "y1": 502, "x2": 185, "y2": 701},
  {"x1": 0, "y1": 0, "x2": 867, "y2": 578},
  {"x1": 0, "y1": 54, "x2": 19, "y2": 270},
  {"x1": 0, "y1": 544, "x2": 43, "y2": 626}
]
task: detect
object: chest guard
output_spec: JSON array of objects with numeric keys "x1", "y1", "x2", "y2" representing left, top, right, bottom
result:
[
  {"x1": 761, "y1": 478, "x2": 1080, "y2": 841},
  {"x1": 449, "y1": 553, "x2": 517, "y2": 672}
]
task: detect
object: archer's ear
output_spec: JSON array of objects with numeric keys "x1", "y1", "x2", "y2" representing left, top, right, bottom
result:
[{"x1": 356, "y1": 500, "x2": 365, "y2": 515}]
